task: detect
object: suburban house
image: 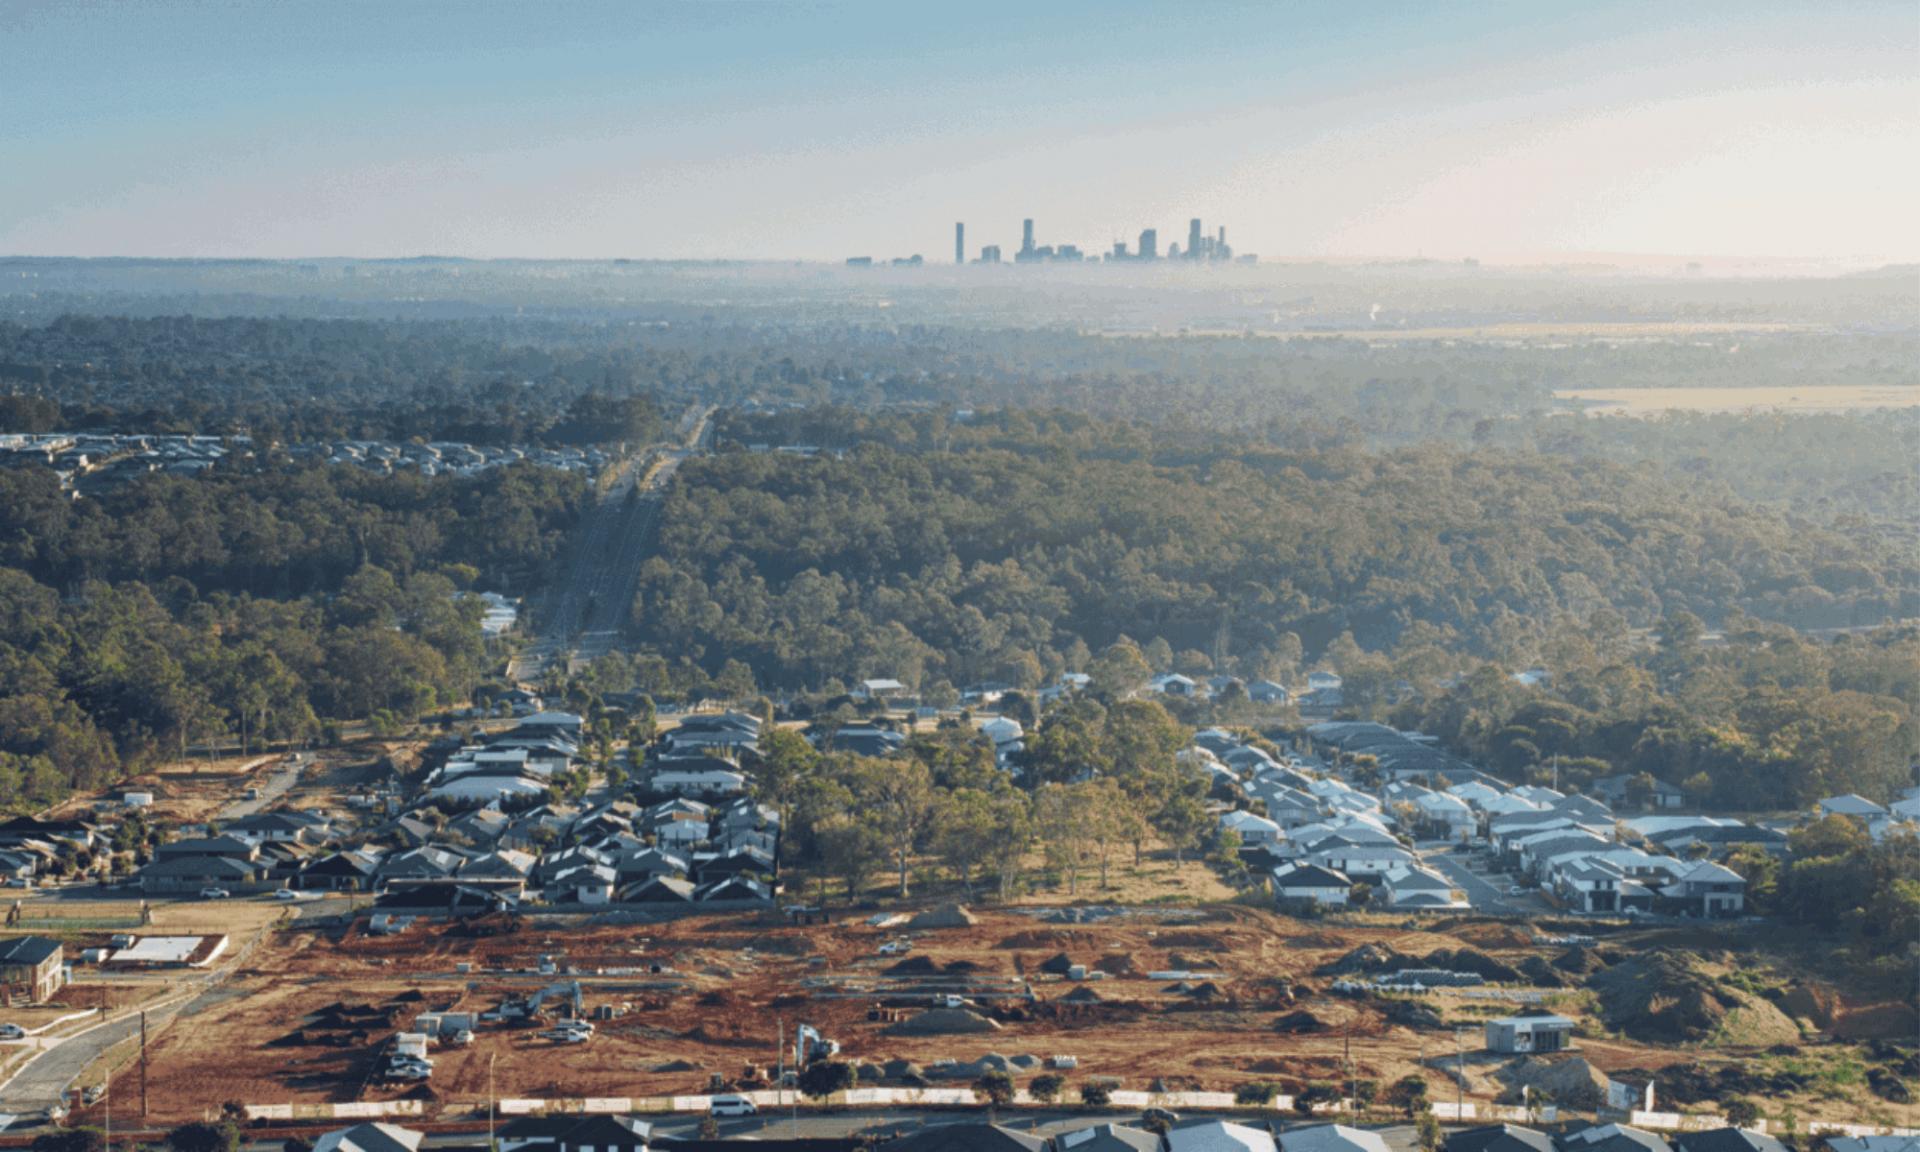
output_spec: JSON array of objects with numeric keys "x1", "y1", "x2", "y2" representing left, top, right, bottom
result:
[
  {"x1": 312, "y1": 1123, "x2": 424, "y2": 1152},
  {"x1": 1167, "y1": 1119, "x2": 1279, "y2": 1152},
  {"x1": 1593, "y1": 774, "x2": 1687, "y2": 811},
  {"x1": 1270, "y1": 862, "x2": 1353, "y2": 908},
  {"x1": 1485, "y1": 1014, "x2": 1575, "y2": 1054},
  {"x1": 1444, "y1": 1126, "x2": 1558, "y2": 1152},
  {"x1": 1278, "y1": 1126, "x2": 1393, "y2": 1152},
  {"x1": 1148, "y1": 672, "x2": 1198, "y2": 697},
  {"x1": 1058, "y1": 1123, "x2": 1163, "y2": 1152},
  {"x1": 1819, "y1": 793, "x2": 1888, "y2": 820},
  {"x1": 1220, "y1": 809, "x2": 1282, "y2": 846},
  {"x1": 1658, "y1": 860, "x2": 1747, "y2": 918},
  {"x1": 1248, "y1": 679, "x2": 1290, "y2": 704},
  {"x1": 878, "y1": 1123, "x2": 1047, "y2": 1151},
  {"x1": 1382, "y1": 865, "x2": 1468, "y2": 910},
  {"x1": 852, "y1": 678, "x2": 908, "y2": 702},
  {"x1": 0, "y1": 935, "x2": 65, "y2": 1002},
  {"x1": 140, "y1": 851, "x2": 273, "y2": 894}
]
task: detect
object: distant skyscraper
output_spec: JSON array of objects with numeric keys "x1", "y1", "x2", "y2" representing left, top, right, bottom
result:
[
  {"x1": 1139, "y1": 228, "x2": 1158, "y2": 260},
  {"x1": 980, "y1": 244, "x2": 1001, "y2": 263},
  {"x1": 1188, "y1": 218, "x2": 1202, "y2": 260},
  {"x1": 1022, "y1": 218, "x2": 1035, "y2": 255},
  {"x1": 955, "y1": 222, "x2": 965, "y2": 265}
]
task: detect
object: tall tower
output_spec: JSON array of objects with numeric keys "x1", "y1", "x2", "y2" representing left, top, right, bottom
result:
[
  {"x1": 956, "y1": 222, "x2": 965, "y2": 265},
  {"x1": 1188, "y1": 218, "x2": 1203, "y2": 261},
  {"x1": 1022, "y1": 218, "x2": 1035, "y2": 255},
  {"x1": 1139, "y1": 228, "x2": 1158, "y2": 260}
]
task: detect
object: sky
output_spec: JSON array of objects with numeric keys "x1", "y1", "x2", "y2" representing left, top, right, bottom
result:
[{"x1": 2, "y1": 0, "x2": 1916, "y2": 263}]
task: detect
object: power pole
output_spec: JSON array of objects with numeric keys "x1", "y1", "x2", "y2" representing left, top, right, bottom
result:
[
  {"x1": 139, "y1": 1010, "x2": 149, "y2": 1118},
  {"x1": 487, "y1": 1053, "x2": 496, "y2": 1152},
  {"x1": 1454, "y1": 1027, "x2": 1466, "y2": 1120}
]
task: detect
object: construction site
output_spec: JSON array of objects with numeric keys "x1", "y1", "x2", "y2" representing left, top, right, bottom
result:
[{"x1": 55, "y1": 901, "x2": 1916, "y2": 1130}]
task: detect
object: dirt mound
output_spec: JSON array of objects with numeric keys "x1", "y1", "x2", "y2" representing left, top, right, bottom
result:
[
  {"x1": 998, "y1": 929, "x2": 1077, "y2": 949},
  {"x1": 1553, "y1": 946, "x2": 1609, "y2": 975},
  {"x1": 884, "y1": 1007, "x2": 1002, "y2": 1035},
  {"x1": 1273, "y1": 1010, "x2": 1329, "y2": 1034},
  {"x1": 1059, "y1": 986, "x2": 1104, "y2": 1004},
  {"x1": 1094, "y1": 952, "x2": 1136, "y2": 975},
  {"x1": 1590, "y1": 950, "x2": 1798, "y2": 1045},
  {"x1": 1183, "y1": 981, "x2": 1225, "y2": 1001},
  {"x1": 1380, "y1": 999, "x2": 1444, "y2": 1030},
  {"x1": 886, "y1": 955, "x2": 942, "y2": 975},
  {"x1": 1422, "y1": 947, "x2": 1526, "y2": 983},
  {"x1": 1495, "y1": 1056, "x2": 1608, "y2": 1109},
  {"x1": 1836, "y1": 1000, "x2": 1920, "y2": 1041},
  {"x1": 653, "y1": 1059, "x2": 703, "y2": 1073},
  {"x1": 945, "y1": 958, "x2": 987, "y2": 973},
  {"x1": 908, "y1": 903, "x2": 978, "y2": 929},
  {"x1": 1037, "y1": 952, "x2": 1077, "y2": 976},
  {"x1": 1775, "y1": 980, "x2": 1841, "y2": 1028},
  {"x1": 1518, "y1": 956, "x2": 1567, "y2": 988},
  {"x1": 1317, "y1": 944, "x2": 1409, "y2": 975}
]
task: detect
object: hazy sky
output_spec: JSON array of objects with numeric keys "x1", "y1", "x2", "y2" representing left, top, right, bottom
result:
[{"x1": 3, "y1": 0, "x2": 1916, "y2": 262}]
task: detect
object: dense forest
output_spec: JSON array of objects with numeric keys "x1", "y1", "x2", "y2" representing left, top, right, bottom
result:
[
  {"x1": 633, "y1": 409, "x2": 1915, "y2": 696},
  {"x1": 0, "y1": 462, "x2": 583, "y2": 809}
]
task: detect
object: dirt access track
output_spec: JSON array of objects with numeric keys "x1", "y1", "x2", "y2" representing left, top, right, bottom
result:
[{"x1": 108, "y1": 904, "x2": 1896, "y2": 1125}]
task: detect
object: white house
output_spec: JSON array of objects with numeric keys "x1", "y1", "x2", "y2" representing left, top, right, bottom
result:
[
  {"x1": 1220, "y1": 810, "x2": 1282, "y2": 846},
  {"x1": 1270, "y1": 863, "x2": 1353, "y2": 907},
  {"x1": 1819, "y1": 793, "x2": 1888, "y2": 819}
]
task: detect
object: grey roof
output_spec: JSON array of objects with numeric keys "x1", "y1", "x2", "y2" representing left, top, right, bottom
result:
[
  {"x1": 1058, "y1": 1123, "x2": 1163, "y2": 1152},
  {"x1": 0, "y1": 935, "x2": 62, "y2": 966},
  {"x1": 878, "y1": 1123, "x2": 1047, "y2": 1152},
  {"x1": 1447, "y1": 1128, "x2": 1555, "y2": 1152},
  {"x1": 1673, "y1": 1130, "x2": 1789, "y2": 1152}
]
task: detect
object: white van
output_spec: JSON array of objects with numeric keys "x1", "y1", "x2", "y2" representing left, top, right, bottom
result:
[{"x1": 708, "y1": 1094, "x2": 757, "y2": 1117}]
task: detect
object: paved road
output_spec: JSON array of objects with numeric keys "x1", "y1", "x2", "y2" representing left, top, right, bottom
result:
[
  {"x1": 0, "y1": 981, "x2": 208, "y2": 1113},
  {"x1": 513, "y1": 404, "x2": 711, "y2": 682},
  {"x1": 1424, "y1": 846, "x2": 1547, "y2": 915},
  {"x1": 216, "y1": 754, "x2": 306, "y2": 821}
]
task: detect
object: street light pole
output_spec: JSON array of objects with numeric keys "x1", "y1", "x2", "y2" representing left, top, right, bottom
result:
[{"x1": 488, "y1": 1053, "x2": 496, "y2": 1152}]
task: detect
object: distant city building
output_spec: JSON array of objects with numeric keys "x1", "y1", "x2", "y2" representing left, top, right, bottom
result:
[
  {"x1": 978, "y1": 244, "x2": 1001, "y2": 263},
  {"x1": 845, "y1": 256, "x2": 872, "y2": 267},
  {"x1": 955, "y1": 222, "x2": 964, "y2": 265},
  {"x1": 1138, "y1": 228, "x2": 1158, "y2": 259},
  {"x1": 1021, "y1": 218, "x2": 1035, "y2": 256},
  {"x1": 1188, "y1": 218, "x2": 1202, "y2": 258}
]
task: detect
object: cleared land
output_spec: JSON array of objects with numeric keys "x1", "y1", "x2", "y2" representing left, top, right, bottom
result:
[{"x1": 98, "y1": 905, "x2": 1917, "y2": 1129}]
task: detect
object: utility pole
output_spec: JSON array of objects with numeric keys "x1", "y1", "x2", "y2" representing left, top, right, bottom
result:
[
  {"x1": 139, "y1": 1010, "x2": 149, "y2": 1118},
  {"x1": 1454, "y1": 1027, "x2": 1466, "y2": 1120},
  {"x1": 488, "y1": 1053, "x2": 496, "y2": 1152}
]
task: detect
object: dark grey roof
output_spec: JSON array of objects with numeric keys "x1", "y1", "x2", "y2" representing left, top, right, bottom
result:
[
  {"x1": 0, "y1": 935, "x2": 62, "y2": 966},
  {"x1": 1447, "y1": 1125, "x2": 1555, "y2": 1152},
  {"x1": 1672, "y1": 1131, "x2": 1788, "y2": 1152},
  {"x1": 878, "y1": 1124, "x2": 1047, "y2": 1152}
]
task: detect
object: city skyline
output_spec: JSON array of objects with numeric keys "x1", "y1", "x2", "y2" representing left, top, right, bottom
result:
[{"x1": 2, "y1": 1, "x2": 1916, "y2": 264}]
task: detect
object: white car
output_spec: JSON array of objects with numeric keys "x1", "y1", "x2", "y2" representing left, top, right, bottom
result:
[
  {"x1": 877, "y1": 940, "x2": 911, "y2": 956},
  {"x1": 450, "y1": 1029, "x2": 475, "y2": 1047},
  {"x1": 1507, "y1": 885, "x2": 1527, "y2": 896},
  {"x1": 543, "y1": 1029, "x2": 591, "y2": 1044},
  {"x1": 0, "y1": 1023, "x2": 26, "y2": 1040},
  {"x1": 199, "y1": 887, "x2": 231, "y2": 899},
  {"x1": 386, "y1": 1063, "x2": 431, "y2": 1081},
  {"x1": 708, "y1": 1094, "x2": 758, "y2": 1117},
  {"x1": 273, "y1": 889, "x2": 300, "y2": 901}
]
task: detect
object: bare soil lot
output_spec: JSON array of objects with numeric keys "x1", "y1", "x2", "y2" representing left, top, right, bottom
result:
[{"x1": 116, "y1": 905, "x2": 1918, "y2": 1128}]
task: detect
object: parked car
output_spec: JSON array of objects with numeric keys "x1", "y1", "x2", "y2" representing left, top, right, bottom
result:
[
  {"x1": 0, "y1": 1023, "x2": 26, "y2": 1040},
  {"x1": 1507, "y1": 885, "x2": 1527, "y2": 896},
  {"x1": 877, "y1": 940, "x2": 911, "y2": 955},
  {"x1": 199, "y1": 887, "x2": 231, "y2": 899},
  {"x1": 708, "y1": 1094, "x2": 757, "y2": 1117},
  {"x1": 1141, "y1": 1107, "x2": 1181, "y2": 1127},
  {"x1": 273, "y1": 889, "x2": 300, "y2": 901},
  {"x1": 450, "y1": 1029, "x2": 475, "y2": 1047}
]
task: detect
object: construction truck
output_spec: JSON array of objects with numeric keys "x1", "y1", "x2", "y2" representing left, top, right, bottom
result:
[{"x1": 795, "y1": 1023, "x2": 839, "y2": 1066}]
